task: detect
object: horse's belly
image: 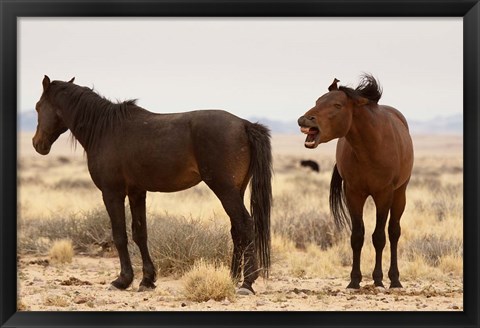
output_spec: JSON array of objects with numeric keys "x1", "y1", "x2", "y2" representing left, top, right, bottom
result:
[
  {"x1": 337, "y1": 146, "x2": 412, "y2": 194},
  {"x1": 126, "y1": 162, "x2": 202, "y2": 193},
  {"x1": 147, "y1": 174, "x2": 202, "y2": 192}
]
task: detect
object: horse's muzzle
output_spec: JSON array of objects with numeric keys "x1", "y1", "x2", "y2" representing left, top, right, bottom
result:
[
  {"x1": 297, "y1": 115, "x2": 316, "y2": 128},
  {"x1": 32, "y1": 135, "x2": 51, "y2": 155},
  {"x1": 297, "y1": 116, "x2": 321, "y2": 149}
]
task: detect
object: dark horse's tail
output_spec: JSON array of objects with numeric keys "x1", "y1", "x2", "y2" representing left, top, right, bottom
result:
[
  {"x1": 245, "y1": 122, "x2": 273, "y2": 278},
  {"x1": 329, "y1": 164, "x2": 351, "y2": 231}
]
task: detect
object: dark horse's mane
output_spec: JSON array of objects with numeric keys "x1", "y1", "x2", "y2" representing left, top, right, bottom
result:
[
  {"x1": 47, "y1": 81, "x2": 138, "y2": 150},
  {"x1": 339, "y1": 74, "x2": 383, "y2": 104}
]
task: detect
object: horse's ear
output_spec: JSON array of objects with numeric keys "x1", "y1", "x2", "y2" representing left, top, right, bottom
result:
[
  {"x1": 42, "y1": 75, "x2": 51, "y2": 91},
  {"x1": 328, "y1": 78, "x2": 340, "y2": 91},
  {"x1": 68, "y1": 77, "x2": 75, "y2": 83}
]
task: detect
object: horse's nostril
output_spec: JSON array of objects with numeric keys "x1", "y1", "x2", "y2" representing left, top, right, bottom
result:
[{"x1": 298, "y1": 115, "x2": 316, "y2": 126}]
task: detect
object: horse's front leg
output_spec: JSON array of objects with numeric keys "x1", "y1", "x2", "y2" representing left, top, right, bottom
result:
[
  {"x1": 371, "y1": 190, "x2": 394, "y2": 288},
  {"x1": 345, "y1": 190, "x2": 368, "y2": 289},
  {"x1": 128, "y1": 189, "x2": 157, "y2": 291},
  {"x1": 102, "y1": 190, "x2": 134, "y2": 290}
]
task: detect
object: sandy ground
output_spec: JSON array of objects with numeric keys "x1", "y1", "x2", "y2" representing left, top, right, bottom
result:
[
  {"x1": 17, "y1": 133, "x2": 463, "y2": 311},
  {"x1": 17, "y1": 255, "x2": 463, "y2": 312}
]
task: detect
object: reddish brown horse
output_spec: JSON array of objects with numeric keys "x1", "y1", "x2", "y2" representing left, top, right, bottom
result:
[
  {"x1": 298, "y1": 75, "x2": 413, "y2": 289},
  {"x1": 33, "y1": 76, "x2": 272, "y2": 294}
]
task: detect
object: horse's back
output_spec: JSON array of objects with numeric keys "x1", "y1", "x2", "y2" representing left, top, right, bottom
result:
[
  {"x1": 144, "y1": 109, "x2": 252, "y2": 191},
  {"x1": 88, "y1": 109, "x2": 252, "y2": 192},
  {"x1": 382, "y1": 105, "x2": 414, "y2": 164},
  {"x1": 382, "y1": 105, "x2": 410, "y2": 133}
]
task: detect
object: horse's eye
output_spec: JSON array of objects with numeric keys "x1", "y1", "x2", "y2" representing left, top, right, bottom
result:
[{"x1": 335, "y1": 104, "x2": 342, "y2": 109}]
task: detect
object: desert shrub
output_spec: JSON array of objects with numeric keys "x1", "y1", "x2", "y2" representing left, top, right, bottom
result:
[
  {"x1": 19, "y1": 208, "x2": 233, "y2": 276},
  {"x1": 431, "y1": 199, "x2": 448, "y2": 222},
  {"x1": 272, "y1": 195, "x2": 337, "y2": 250},
  {"x1": 270, "y1": 233, "x2": 296, "y2": 262},
  {"x1": 18, "y1": 207, "x2": 112, "y2": 254},
  {"x1": 57, "y1": 156, "x2": 71, "y2": 164},
  {"x1": 182, "y1": 259, "x2": 235, "y2": 302},
  {"x1": 438, "y1": 254, "x2": 463, "y2": 275},
  {"x1": 276, "y1": 210, "x2": 336, "y2": 250},
  {"x1": 53, "y1": 178, "x2": 95, "y2": 190},
  {"x1": 284, "y1": 174, "x2": 330, "y2": 195},
  {"x1": 403, "y1": 234, "x2": 463, "y2": 267},
  {"x1": 141, "y1": 214, "x2": 232, "y2": 276},
  {"x1": 427, "y1": 184, "x2": 462, "y2": 222},
  {"x1": 18, "y1": 176, "x2": 45, "y2": 186},
  {"x1": 49, "y1": 239, "x2": 74, "y2": 264}
]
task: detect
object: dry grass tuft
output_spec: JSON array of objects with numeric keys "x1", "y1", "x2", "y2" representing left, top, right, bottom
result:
[
  {"x1": 271, "y1": 233, "x2": 296, "y2": 262},
  {"x1": 49, "y1": 239, "x2": 74, "y2": 264},
  {"x1": 18, "y1": 207, "x2": 112, "y2": 254},
  {"x1": 403, "y1": 234, "x2": 462, "y2": 267},
  {"x1": 17, "y1": 300, "x2": 28, "y2": 311},
  {"x1": 182, "y1": 259, "x2": 235, "y2": 302},
  {"x1": 43, "y1": 295, "x2": 69, "y2": 307},
  {"x1": 272, "y1": 200, "x2": 337, "y2": 250},
  {"x1": 287, "y1": 243, "x2": 349, "y2": 279},
  {"x1": 144, "y1": 214, "x2": 232, "y2": 276}
]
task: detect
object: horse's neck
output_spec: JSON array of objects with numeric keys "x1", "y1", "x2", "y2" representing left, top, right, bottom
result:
[
  {"x1": 344, "y1": 105, "x2": 383, "y2": 161},
  {"x1": 55, "y1": 94, "x2": 92, "y2": 151}
]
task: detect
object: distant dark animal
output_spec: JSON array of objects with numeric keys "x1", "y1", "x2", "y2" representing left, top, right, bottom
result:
[
  {"x1": 300, "y1": 160, "x2": 320, "y2": 172},
  {"x1": 33, "y1": 76, "x2": 272, "y2": 294},
  {"x1": 297, "y1": 74, "x2": 413, "y2": 289}
]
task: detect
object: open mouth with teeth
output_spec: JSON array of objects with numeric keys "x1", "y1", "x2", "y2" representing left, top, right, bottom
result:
[{"x1": 300, "y1": 126, "x2": 320, "y2": 148}]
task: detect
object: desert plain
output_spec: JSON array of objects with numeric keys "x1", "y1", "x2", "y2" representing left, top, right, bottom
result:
[{"x1": 17, "y1": 132, "x2": 463, "y2": 311}]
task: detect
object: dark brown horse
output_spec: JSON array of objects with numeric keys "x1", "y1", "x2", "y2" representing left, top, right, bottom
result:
[
  {"x1": 298, "y1": 74, "x2": 413, "y2": 289},
  {"x1": 33, "y1": 76, "x2": 272, "y2": 294}
]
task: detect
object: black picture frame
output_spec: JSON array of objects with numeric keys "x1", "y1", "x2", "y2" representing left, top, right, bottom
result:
[{"x1": 1, "y1": 1, "x2": 479, "y2": 327}]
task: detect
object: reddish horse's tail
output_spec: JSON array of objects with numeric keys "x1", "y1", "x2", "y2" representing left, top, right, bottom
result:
[
  {"x1": 245, "y1": 122, "x2": 272, "y2": 278},
  {"x1": 330, "y1": 164, "x2": 351, "y2": 231}
]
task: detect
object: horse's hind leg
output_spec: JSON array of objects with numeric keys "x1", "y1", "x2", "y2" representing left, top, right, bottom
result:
[
  {"x1": 207, "y1": 184, "x2": 258, "y2": 293},
  {"x1": 102, "y1": 190, "x2": 134, "y2": 290},
  {"x1": 228, "y1": 198, "x2": 258, "y2": 293},
  {"x1": 128, "y1": 189, "x2": 157, "y2": 291},
  {"x1": 388, "y1": 183, "x2": 408, "y2": 288}
]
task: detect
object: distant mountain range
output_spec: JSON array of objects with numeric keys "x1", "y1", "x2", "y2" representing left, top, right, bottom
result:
[
  {"x1": 19, "y1": 110, "x2": 38, "y2": 132},
  {"x1": 251, "y1": 114, "x2": 463, "y2": 135},
  {"x1": 406, "y1": 113, "x2": 463, "y2": 135},
  {"x1": 19, "y1": 110, "x2": 462, "y2": 135}
]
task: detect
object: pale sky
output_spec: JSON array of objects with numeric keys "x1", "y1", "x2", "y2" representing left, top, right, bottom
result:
[{"x1": 18, "y1": 18, "x2": 462, "y2": 122}]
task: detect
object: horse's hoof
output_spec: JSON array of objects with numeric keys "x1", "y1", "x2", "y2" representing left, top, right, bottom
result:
[
  {"x1": 108, "y1": 284, "x2": 122, "y2": 291},
  {"x1": 138, "y1": 284, "x2": 156, "y2": 292},
  {"x1": 374, "y1": 281, "x2": 385, "y2": 288},
  {"x1": 236, "y1": 287, "x2": 254, "y2": 296},
  {"x1": 346, "y1": 282, "x2": 361, "y2": 289},
  {"x1": 390, "y1": 281, "x2": 403, "y2": 289}
]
